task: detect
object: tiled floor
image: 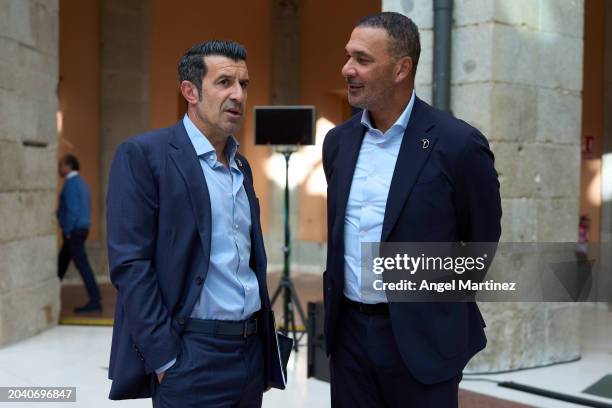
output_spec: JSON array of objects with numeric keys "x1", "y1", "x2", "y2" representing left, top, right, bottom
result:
[
  {"x1": 2, "y1": 294, "x2": 611, "y2": 407},
  {"x1": 0, "y1": 324, "x2": 330, "y2": 408},
  {"x1": 461, "y1": 303, "x2": 612, "y2": 408}
]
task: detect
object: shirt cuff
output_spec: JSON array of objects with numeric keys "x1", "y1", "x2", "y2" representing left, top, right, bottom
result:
[{"x1": 155, "y1": 357, "x2": 176, "y2": 374}]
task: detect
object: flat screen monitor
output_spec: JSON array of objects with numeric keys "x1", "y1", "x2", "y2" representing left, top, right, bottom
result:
[{"x1": 254, "y1": 106, "x2": 315, "y2": 146}]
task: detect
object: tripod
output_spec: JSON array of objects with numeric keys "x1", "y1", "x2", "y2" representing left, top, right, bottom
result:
[{"x1": 270, "y1": 148, "x2": 308, "y2": 350}]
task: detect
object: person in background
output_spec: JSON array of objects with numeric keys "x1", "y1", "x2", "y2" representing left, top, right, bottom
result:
[{"x1": 57, "y1": 154, "x2": 102, "y2": 313}]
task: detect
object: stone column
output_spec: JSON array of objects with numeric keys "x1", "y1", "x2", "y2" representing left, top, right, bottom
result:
[
  {"x1": 0, "y1": 0, "x2": 60, "y2": 346},
  {"x1": 384, "y1": 0, "x2": 584, "y2": 371},
  {"x1": 267, "y1": 0, "x2": 304, "y2": 272},
  {"x1": 271, "y1": 0, "x2": 302, "y2": 105},
  {"x1": 95, "y1": 0, "x2": 151, "y2": 282}
]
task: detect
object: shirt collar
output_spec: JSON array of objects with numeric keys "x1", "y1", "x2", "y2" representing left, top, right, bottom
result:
[
  {"x1": 66, "y1": 170, "x2": 78, "y2": 179},
  {"x1": 182, "y1": 114, "x2": 240, "y2": 164},
  {"x1": 360, "y1": 90, "x2": 416, "y2": 133}
]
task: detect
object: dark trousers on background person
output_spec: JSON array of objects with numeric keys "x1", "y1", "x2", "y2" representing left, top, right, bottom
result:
[
  {"x1": 330, "y1": 298, "x2": 461, "y2": 408},
  {"x1": 153, "y1": 329, "x2": 265, "y2": 408},
  {"x1": 57, "y1": 228, "x2": 101, "y2": 304}
]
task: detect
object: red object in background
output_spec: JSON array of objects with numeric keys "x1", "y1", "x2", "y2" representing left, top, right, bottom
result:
[
  {"x1": 578, "y1": 215, "x2": 589, "y2": 244},
  {"x1": 582, "y1": 135, "x2": 594, "y2": 154},
  {"x1": 577, "y1": 215, "x2": 590, "y2": 256}
]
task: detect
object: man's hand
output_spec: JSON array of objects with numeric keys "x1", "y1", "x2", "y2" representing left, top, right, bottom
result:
[{"x1": 157, "y1": 372, "x2": 165, "y2": 384}]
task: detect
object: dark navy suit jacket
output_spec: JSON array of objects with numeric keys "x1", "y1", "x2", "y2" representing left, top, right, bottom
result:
[
  {"x1": 322, "y1": 97, "x2": 502, "y2": 384},
  {"x1": 106, "y1": 121, "x2": 273, "y2": 400}
]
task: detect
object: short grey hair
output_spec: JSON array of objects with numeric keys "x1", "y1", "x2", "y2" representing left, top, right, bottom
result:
[{"x1": 356, "y1": 12, "x2": 420, "y2": 76}]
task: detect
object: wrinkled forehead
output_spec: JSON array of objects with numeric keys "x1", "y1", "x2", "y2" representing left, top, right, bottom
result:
[
  {"x1": 203, "y1": 55, "x2": 249, "y2": 79},
  {"x1": 345, "y1": 26, "x2": 391, "y2": 58}
]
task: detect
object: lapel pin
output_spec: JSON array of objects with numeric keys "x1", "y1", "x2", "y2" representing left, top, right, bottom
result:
[{"x1": 421, "y1": 138, "x2": 430, "y2": 149}]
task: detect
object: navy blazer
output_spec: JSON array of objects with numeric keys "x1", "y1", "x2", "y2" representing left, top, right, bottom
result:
[
  {"x1": 106, "y1": 121, "x2": 273, "y2": 400},
  {"x1": 322, "y1": 97, "x2": 502, "y2": 384}
]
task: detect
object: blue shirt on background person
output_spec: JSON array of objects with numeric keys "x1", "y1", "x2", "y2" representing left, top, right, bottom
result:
[{"x1": 58, "y1": 170, "x2": 92, "y2": 235}]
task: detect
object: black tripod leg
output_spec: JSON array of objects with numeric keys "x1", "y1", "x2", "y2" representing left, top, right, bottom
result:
[
  {"x1": 271, "y1": 279, "x2": 285, "y2": 305},
  {"x1": 279, "y1": 279, "x2": 307, "y2": 350},
  {"x1": 288, "y1": 300, "x2": 299, "y2": 350},
  {"x1": 288, "y1": 280, "x2": 309, "y2": 328}
]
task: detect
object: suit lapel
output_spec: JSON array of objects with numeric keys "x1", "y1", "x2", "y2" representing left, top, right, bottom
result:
[
  {"x1": 236, "y1": 158, "x2": 258, "y2": 224},
  {"x1": 168, "y1": 123, "x2": 212, "y2": 270},
  {"x1": 332, "y1": 119, "x2": 366, "y2": 244},
  {"x1": 237, "y1": 158, "x2": 264, "y2": 268},
  {"x1": 381, "y1": 98, "x2": 437, "y2": 242}
]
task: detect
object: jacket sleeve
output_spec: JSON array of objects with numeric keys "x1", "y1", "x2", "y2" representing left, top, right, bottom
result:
[
  {"x1": 106, "y1": 140, "x2": 179, "y2": 374},
  {"x1": 322, "y1": 128, "x2": 337, "y2": 184},
  {"x1": 455, "y1": 130, "x2": 502, "y2": 244},
  {"x1": 454, "y1": 131, "x2": 502, "y2": 285}
]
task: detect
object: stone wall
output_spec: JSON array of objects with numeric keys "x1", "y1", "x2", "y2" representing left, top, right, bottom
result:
[
  {"x1": 384, "y1": 0, "x2": 584, "y2": 371},
  {"x1": 0, "y1": 0, "x2": 60, "y2": 346}
]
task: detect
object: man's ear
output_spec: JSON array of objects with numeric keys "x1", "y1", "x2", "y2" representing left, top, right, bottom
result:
[
  {"x1": 180, "y1": 80, "x2": 200, "y2": 104},
  {"x1": 394, "y1": 56, "x2": 413, "y2": 83}
]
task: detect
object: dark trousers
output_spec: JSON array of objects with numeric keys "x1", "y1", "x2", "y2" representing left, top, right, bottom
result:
[
  {"x1": 57, "y1": 228, "x2": 101, "y2": 303},
  {"x1": 330, "y1": 301, "x2": 461, "y2": 408},
  {"x1": 153, "y1": 330, "x2": 264, "y2": 408}
]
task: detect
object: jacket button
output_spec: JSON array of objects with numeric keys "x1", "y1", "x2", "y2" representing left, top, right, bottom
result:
[{"x1": 195, "y1": 276, "x2": 204, "y2": 285}]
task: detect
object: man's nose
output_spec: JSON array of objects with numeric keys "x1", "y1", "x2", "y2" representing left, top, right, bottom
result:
[
  {"x1": 230, "y1": 83, "x2": 245, "y2": 103},
  {"x1": 341, "y1": 60, "x2": 355, "y2": 79}
]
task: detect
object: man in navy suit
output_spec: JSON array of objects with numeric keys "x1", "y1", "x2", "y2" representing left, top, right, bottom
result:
[
  {"x1": 57, "y1": 154, "x2": 102, "y2": 313},
  {"x1": 106, "y1": 41, "x2": 274, "y2": 407},
  {"x1": 322, "y1": 13, "x2": 502, "y2": 407}
]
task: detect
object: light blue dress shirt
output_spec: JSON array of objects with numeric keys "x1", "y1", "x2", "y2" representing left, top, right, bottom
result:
[
  {"x1": 343, "y1": 91, "x2": 416, "y2": 304},
  {"x1": 156, "y1": 115, "x2": 261, "y2": 374}
]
